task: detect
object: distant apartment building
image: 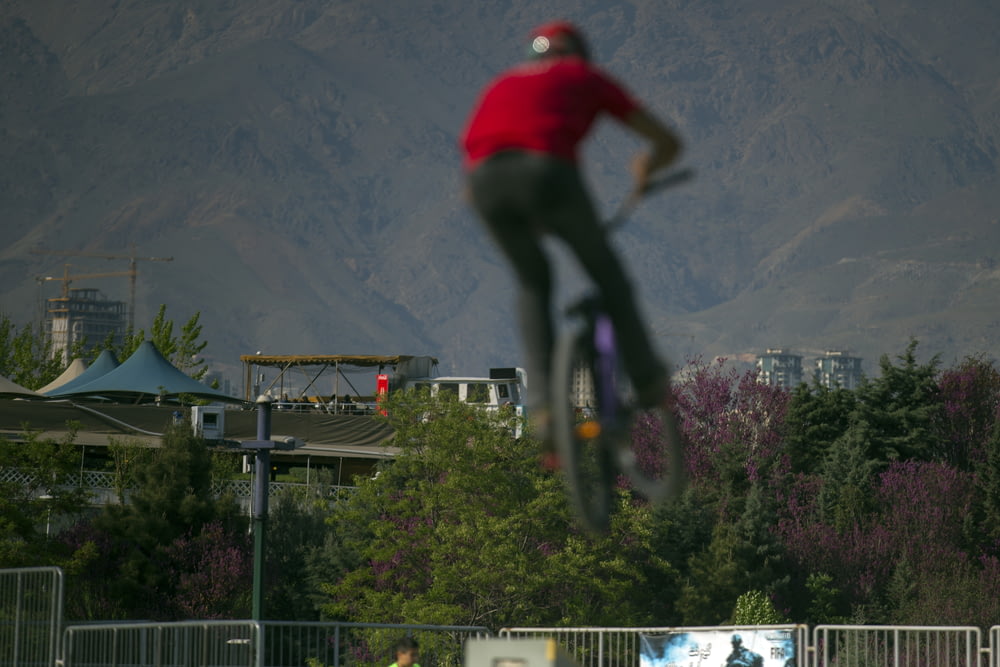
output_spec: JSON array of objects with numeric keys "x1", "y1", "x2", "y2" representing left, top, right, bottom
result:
[
  {"x1": 756, "y1": 348, "x2": 803, "y2": 388},
  {"x1": 47, "y1": 288, "x2": 127, "y2": 364},
  {"x1": 815, "y1": 350, "x2": 864, "y2": 389}
]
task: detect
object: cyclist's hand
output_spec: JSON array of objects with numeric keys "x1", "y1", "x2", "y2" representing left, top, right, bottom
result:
[{"x1": 630, "y1": 152, "x2": 654, "y2": 197}]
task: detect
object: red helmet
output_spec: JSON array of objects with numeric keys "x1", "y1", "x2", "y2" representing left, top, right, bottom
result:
[{"x1": 528, "y1": 21, "x2": 590, "y2": 60}]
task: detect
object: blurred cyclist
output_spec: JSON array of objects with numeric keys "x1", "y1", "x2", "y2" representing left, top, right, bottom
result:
[{"x1": 460, "y1": 20, "x2": 683, "y2": 446}]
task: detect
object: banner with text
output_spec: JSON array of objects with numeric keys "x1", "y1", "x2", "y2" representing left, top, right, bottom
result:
[{"x1": 640, "y1": 629, "x2": 797, "y2": 667}]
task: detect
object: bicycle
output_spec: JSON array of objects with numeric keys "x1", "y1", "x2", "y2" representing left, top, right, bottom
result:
[{"x1": 551, "y1": 168, "x2": 693, "y2": 532}]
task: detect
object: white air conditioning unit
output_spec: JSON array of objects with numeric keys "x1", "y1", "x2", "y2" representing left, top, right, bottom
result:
[{"x1": 191, "y1": 405, "x2": 225, "y2": 441}]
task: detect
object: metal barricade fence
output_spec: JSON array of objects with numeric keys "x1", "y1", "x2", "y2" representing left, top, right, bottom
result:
[
  {"x1": 61, "y1": 620, "x2": 261, "y2": 667},
  {"x1": 259, "y1": 621, "x2": 492, "y2": 667},
  {"x1": 812, "y1": 626, "x2": 983, "y2": 667},
  {"x1": 59, "y1": 620, "x2": 490, "y2": 667},
  {"x1": 0, "y1": 566, "x2": 64, "y2": 667},
  {"x1": 499, "y1": 625, "x2": 806, "y2": 667}
]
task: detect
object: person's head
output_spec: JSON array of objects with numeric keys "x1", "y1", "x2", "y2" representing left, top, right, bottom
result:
[
  {"x1": 394, "y1": 637, "x2": 420, "y2": 667},
  {"x1": 527, "y1": 21, "x2": 590, "y2": 61},
  {"x1": 732, "y1": 634, "x2": 743, "y2": 648}
]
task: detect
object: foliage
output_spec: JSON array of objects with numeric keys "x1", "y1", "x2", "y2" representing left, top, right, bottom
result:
[
  {"x1": 0, "y1": 306, "x2": 210, "y2": 393},
  {"x1": 317, "y1": 391, "x2": 676, "y2": 630},
  {"x1": 4, "y1": 338, "x2": 999, "y2": 628},
  {"x1": 673, "y1": 357, "x2": 790, "y2": 511},
  {"x1": 61, "y1": 424, "x2": 246, "y2": 620},
  {"x1": 265, "y1": 487, "x2": 337, "y2": 621},
  {"x1": 849, "y1": 339, "x2": 942, "y2": 464},
  {"x1": 0, "y1": 314, "x2": 78, "y2": 389},
  {"x1": 162, "y1": 520, "x2": 252, "y2": 619},
  {"x1": 112, "y1": 304, "x2": 209, "y2": 379},
  {"x1": 731, "y1": 590, "x2": 786, "y2": 625},
  {"x1": 935, "y1": 355, "x2": 1000, "y2": 469},
  {"x1": 784, "y1": 380, "x2": 856, "y2": 473},
  {"x1": 0, "y1": 427, "x2": 90, "y2": 567},
  {"x1": 106, "y1": 437, "x2": 155, "y2": 504}
]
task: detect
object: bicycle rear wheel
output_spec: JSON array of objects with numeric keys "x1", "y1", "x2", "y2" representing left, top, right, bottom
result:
[{"x1": 552, "y1": 326, "x2": 617, "y2": 533}]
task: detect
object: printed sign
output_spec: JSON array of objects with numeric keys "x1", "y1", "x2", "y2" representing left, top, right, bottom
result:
[{"x1": 640, "y1": 629, "x2": 797, "y2": 667}]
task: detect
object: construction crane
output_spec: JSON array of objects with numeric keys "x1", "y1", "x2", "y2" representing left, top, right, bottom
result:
[{"x1": 31, "y1": 246, "x2": 174, "y2": 330}]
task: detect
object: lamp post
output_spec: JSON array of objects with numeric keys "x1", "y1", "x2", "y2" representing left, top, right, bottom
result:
[
  {"x1": 39, "y1": 494, "x2": 53, "y2": 538},
  {"x1": 239, "y1": 395, "x2": 297, "y2": 620}
]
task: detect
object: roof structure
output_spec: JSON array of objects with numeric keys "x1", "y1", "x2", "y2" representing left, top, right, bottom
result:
[
  {"x1": 0, "y1": 374, "x2": 44, "y2": 399},
  {"x1": 240, "y1": 354, "x2": 438, "y2": 368},
  {"x1": 45, "y1": 349, "x2": 120, "y2": 397},
  {"x1": 51, "y1": 341, "x2": 243, "y2": 404},
  {"x1": 239, "y1": 354, "x2": 439, "y2": 401},
  {"x1": 0, "y1": 400, "x2": 395, "y2": 454},
  {"x1": 37, "y1": 357, "x2": 88, "y2": 394}
]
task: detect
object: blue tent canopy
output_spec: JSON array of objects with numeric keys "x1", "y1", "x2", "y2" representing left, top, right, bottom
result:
[
  {"x1": 52, "y1": 342, "x2": 241, "y2": 404},
  {"x1": 45, "y1": 349, "x2": 120, "y2": 397}
]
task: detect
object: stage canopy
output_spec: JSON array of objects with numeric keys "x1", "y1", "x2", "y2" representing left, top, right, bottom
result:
[
  {"x1": 51, "y1": 342, "x2": 242, "y2": 404},
  {"x1": 0, "y1": 374, "x2": 44, "y2": 399},
  {"x1": 45, "y1": 350, "x2": 120, "y2": 397}
]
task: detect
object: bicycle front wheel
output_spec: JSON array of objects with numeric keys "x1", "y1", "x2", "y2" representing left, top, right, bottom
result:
[{"x1": 551, "y1": 326, "x2": 616, "y2": 533}]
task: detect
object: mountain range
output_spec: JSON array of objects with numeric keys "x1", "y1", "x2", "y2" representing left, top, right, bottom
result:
[{"x1": 1, "y1": 0, "x2": 999, "y2": 391}]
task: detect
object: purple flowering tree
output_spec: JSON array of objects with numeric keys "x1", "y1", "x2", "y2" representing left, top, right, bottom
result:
[{"x1": 935, "y1": 355, "x2": 1000, "y2": 469}]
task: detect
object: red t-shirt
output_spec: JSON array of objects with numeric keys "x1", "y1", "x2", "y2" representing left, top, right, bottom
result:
[{"x1": 460, "y1": 57, "x2": 641, "y2": 168}]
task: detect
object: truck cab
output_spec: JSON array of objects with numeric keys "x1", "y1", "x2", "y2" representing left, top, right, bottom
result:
[{"x1": 406, "y1": 367, "x2": 528, "y2": 437}]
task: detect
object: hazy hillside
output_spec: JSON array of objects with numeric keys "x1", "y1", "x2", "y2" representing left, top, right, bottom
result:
[{"x1": 1, "y1": 0, "x2": 998, "y2": 390}]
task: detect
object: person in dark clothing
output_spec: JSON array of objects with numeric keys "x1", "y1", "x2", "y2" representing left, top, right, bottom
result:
[{"x1": 460, "y1": 20, "x2": 683, "y2": 446}]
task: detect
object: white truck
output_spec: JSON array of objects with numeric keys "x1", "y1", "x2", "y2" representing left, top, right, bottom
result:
[{"x1": 406, "y1": 367, "x2": 528, "y2": 437}]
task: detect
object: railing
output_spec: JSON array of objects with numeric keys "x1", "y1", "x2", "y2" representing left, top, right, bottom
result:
[
  {"x1": 4, "y1": 565, "x2": 1000, "y2": 667},
  {"x1": 60, "y1": 620, "x2": 492, "y2": 667},
  {"x1": 498, "y1": 625, "x2": 987, "y2": 667},
  {"x1": 813, "y1": 625, "x2": 983, "y2": 667},
  {"x1": 0, "y1": 566, "x2": 63, "y2": 667},
  {"x1": 1, "y1": 468, "x2": 356, "y2": 511},
  {"x1": 61, "y1": 620, "x2": 260, "y2": 667}
]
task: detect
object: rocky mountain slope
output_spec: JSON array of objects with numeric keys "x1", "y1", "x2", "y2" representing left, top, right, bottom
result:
[{"x1": 1, "y1": 0, "x2": 998, "y2": 388}]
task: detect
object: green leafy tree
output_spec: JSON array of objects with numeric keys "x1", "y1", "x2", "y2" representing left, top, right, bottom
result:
[
  {"x1": 0, "y1": 426, "x2": 90, "y2": 567},
  {"x1": 64, "y1": 424, "x2": 244, "y2": 619},
  {"x1": 784, "y1": 380, "x2": 857, "y2": 474},
  {"x1": 265, "y1": 488, "x2": 336, "y2": 621},
  {"x1": 675, "y1": 484, "x2": 789, "y2": 625},
  {"x1": 106, "y1": 437, "x2": 155, "y2": 504},
  {"x1": 0, "y1": 314, "x2": 78, "y2": 389},
  {"x1": 976, "y1": 420, "x2": 1000, "y2": 545},
  {"x1": 318, "y1": 391, "x2": 674, "y2": 630},
  {"x1": 850, "y1": 339, "x2": 942, "y2": 464},
  {"x1": 731, "y1": 590, "x2": 786, "y2": 625},
  {"x1": 108, "y1": 305, "x2": 209, "y2": 379}
]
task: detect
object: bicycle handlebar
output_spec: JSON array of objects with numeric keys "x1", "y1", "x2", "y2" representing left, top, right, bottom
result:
[{"x1": 606, "y1": 167, "x2": 695, "y2": 230}]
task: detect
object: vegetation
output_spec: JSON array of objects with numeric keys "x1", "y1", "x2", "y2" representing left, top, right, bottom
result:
[
  {"x1": 2, "y1": 336, "x2": 1000, "y2": 629},
  {"x1": 0, "y1": 308, "x2": 209, "y2": 390}
]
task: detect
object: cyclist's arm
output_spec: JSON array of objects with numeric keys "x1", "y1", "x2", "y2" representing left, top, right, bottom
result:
[{"x1": 623, "y1": 108, "x2": 683, "y2": 192}]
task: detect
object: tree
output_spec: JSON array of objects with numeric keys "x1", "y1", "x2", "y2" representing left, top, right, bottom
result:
[
  {"x1": 111, "y1": 305, "x2": 209, "y2": 379},
  {"x1": 318, "y1": 391, "x2": 675, "y2": 630},
  {"x1": 62, "y1": 424, "x2": 246, "y2": 619},
  {"x1": 673, "y1": 357, "x2": 790, "y2": 508},
  {"x1": 784, "y1": 380, "x2": 856, "y2": 474},
  {"x1": 265, "y1": 488, "x2": 337, "y2": 621},
  {"x1": 0, "y1": 314, "x2": 77, "y2": 389},
  {"x1": 850, "y1": 339, "x2": 942, "y2": 464},
  {"x1": 935, "y1": 355, "x2": 1000, "y2": 469},
  {"x1": 0, "y1": 427, "x2": 90, "y2": 567},
  {"x1": 731, "y1": 590, "x2": 786, "y2": 625},
  {"x1": 675, "y1": 484, "x2": 790, "y2": 625}
]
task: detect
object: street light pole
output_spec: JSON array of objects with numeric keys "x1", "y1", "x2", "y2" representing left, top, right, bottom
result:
[
  {"x1": 239, "y1": 395, "x2": 297, "y2": 621},
  {"x1": 252, "y1": 395, "x2": 271, "y2": 620}
]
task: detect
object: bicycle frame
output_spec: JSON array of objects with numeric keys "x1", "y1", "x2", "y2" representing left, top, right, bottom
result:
[{"x1": 551, "y1": 167, "x2": 694, "y2": 531}]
